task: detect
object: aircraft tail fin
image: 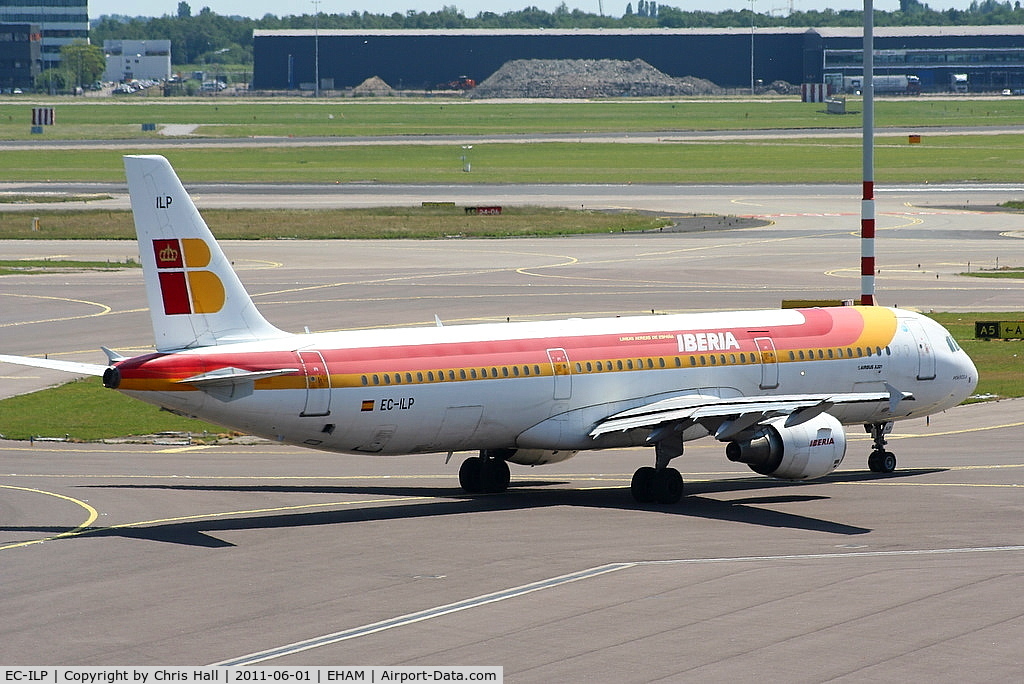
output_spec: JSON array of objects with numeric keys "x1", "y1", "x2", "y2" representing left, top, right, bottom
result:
[{"x1": 124, "y1": 155, "x2": 288, "y2": 351}]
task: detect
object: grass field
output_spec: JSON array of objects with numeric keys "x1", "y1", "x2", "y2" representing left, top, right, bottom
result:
[
  {"x1": 0, "y1": 377, "x2": 222, "y2": 441},
  {"x1": 0, "y1": 312, "x2": 1015, "y2": 441},
  {"x1": 2, "y1": 99, "x2": 1023, "y2": 139},
  {"x1": 0, "y1": 258, "x2": 140, "y2": 275},
  {"x1": 0, "y1": 207, "x2": 672, "y2": 240},
  {"x1": 2, "y1": 99, "x2": 1024, "y2": 185},
  {"x1": 3, "y1": 135, "x2": 1024, "y2": 184}
]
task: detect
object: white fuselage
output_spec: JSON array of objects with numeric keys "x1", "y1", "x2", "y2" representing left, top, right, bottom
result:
[{"x1": 116, "y1": 306, "x2": 977, "y2": 463}]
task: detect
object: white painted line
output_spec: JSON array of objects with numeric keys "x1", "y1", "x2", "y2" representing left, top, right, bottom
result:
[
  {"x1": 212, "y1": 545, "x2": 1024, "y2": 666},
  {"x1": 211, "y1": 562, "x2": 636, "y2": 666}
]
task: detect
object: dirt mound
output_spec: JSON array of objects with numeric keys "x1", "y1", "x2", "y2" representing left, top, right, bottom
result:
[
  {"x1": 470, "y1": 59, "x2": 724, "y2": 99},
  {"x1": 352, "y1": 76, "x2": 394, "y2": 96}
]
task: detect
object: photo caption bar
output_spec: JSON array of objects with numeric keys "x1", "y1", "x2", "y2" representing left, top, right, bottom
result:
[{"x1": 1, "y1": 668, "x2": 502, "y2": 684}]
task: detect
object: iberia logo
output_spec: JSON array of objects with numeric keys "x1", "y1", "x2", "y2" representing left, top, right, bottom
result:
[{"x1": 153, "y1": 238, "x2": 225, "y2": 315}]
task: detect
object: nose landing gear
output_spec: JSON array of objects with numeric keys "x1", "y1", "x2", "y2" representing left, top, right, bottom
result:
[{"x1": 866, "y1": 422, "x2": 897, "y2": 473}]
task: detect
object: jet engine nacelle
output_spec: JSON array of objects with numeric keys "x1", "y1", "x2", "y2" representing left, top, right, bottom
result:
[{"x1": 725, "y1": 413, "x2": 846, "y2": 480}]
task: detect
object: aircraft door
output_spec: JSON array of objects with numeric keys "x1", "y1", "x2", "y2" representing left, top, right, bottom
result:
[
  {"x1": 754, "y1": 337, "x2": 779, "y2": 389},
  {"x1": 903, "y1": 319, "x2": 936, "y2": 380},
  {"x1": 297, "y1": 350, "x2": 332, "y2": 416},
  {"x1": 547, "y1": 348, "x2": 572, "y2": 400}
]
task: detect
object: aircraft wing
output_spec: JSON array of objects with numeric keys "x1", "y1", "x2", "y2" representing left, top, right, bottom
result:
[
  {"x1": 590, "y1": 388, "x2": 913, "y2": 442},
  {"x1": 0, "y1": 354, "x2": 107, "y2": 377}
]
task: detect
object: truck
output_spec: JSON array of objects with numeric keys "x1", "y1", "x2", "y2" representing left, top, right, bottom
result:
[
  {"x1": 823, "y1": 73, "x2": 921, "y2": 95},
  {"x1": 437, "y1": 76, "x2": 476, "y2": 90},
  {"x1": 825, "y1": 73, "x2": 920, "y2": 95},
  {"x1": 951, "y1": 73, "x2": 969, "y2": 93}
]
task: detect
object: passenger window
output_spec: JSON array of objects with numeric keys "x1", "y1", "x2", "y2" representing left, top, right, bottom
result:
[{"x1": 361, "y1": 375, "x2": 368, "y2": 386}]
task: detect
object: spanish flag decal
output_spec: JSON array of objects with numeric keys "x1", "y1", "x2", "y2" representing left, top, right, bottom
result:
[
  {"x1": 153, "y1": 238, "x2": 226, "y2": 315},
  {"x1": 361, "y1": 400, "x2": 375, "y2": 412}
]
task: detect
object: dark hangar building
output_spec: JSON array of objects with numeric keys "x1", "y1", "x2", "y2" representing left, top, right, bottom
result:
[{"x1": 252, "y1": 26, "x2": 1024, "y2": 94}]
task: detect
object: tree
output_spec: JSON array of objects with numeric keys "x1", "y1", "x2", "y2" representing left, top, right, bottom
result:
[
  {"x1": 60, "y1": 41, "x2": 106, "y2": 90},
  {"x1": 178, "y1": 2, "x2": 192, "y2": 18}
]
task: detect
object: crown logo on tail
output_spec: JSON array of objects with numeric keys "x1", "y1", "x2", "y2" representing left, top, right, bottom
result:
[{"x1": 158, "y1": 244, "x2": 179, "y2": 264}]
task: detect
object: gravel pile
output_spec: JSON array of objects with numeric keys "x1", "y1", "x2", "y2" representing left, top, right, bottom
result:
[
  {"x1": 352, "y1": 76, "x2": 394, "y2": 96},
  {"x1": 469, "y1": 59, "x2": 725, "y2": 99}
]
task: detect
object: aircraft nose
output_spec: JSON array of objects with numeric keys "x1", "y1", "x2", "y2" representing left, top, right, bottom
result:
[{"x1": 956, "y1": 349, "x2": 979, "y2": 401}]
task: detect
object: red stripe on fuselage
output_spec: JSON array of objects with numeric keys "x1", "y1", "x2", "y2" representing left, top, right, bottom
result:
[{"x1": 114, "y1": 308, "x2": 884, "y2": 387}]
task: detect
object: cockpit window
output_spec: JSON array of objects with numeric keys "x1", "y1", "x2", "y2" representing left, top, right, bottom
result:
[{"x1": 946, "y1": 335, "x2": 961, "y2": 352}]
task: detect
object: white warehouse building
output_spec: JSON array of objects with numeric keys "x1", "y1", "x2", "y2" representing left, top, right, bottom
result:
[{"x1": 103, "y1": 39, "x2": 171, "y2": 82}]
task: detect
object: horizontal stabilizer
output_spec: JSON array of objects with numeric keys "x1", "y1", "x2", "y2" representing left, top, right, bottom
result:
[
  {"x1": 177, "y1": 366, "x2": 299, "y2": 403},
  {"x1": 177, "y1": 367, "x2": 299, "y2": 388},
  {"x1": 0, "y1": 354, "x2": 107, "y2": 377}
]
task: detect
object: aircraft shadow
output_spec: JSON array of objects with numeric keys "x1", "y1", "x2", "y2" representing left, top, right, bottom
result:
[{"x1": 1, "y1": 468, "x2": 943, "y2": 548}]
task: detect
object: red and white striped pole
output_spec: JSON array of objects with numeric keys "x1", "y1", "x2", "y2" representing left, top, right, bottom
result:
[{"x1": 860, "y1": 0, "x2": 876, "y2": 306}]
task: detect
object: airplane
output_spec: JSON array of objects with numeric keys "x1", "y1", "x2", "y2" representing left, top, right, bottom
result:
[{"x1": 0, "y1": 155, "x2": 979, "y2": 504}]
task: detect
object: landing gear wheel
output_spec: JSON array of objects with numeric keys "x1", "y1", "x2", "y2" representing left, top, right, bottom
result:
[
  {"x1": 868, "y1": 450, "x2": 897, "y2": 473},
  {"x1": 652, "y1": 467, "x2": 684, "y2": 504},
  {"x1": 459, "y1": 455, "x2": 510, "y2": 494},
  {"x1": 631, "y1": 466, "x2": 657, "y2": 503},
  {"x1": 631, "y1": 467, "x2": 683, "y2": 504},
  {"x1": 481, "y1": 457, "x2": 511, "y2": 493},
  {"x1": 459, "y1": 456, "x2": 483, "y2": 493}
]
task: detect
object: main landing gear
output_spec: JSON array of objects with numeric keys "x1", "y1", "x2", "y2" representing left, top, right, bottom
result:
[
  {"x1": 630, "y1": 436, "x2": 685, "y2": 504},
  {"x1": 866, "y1": 421, "x2": 897, "y2": 473},
  {"x1": 459, "y1": 449, "x2": 511, "y2": 494}
]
